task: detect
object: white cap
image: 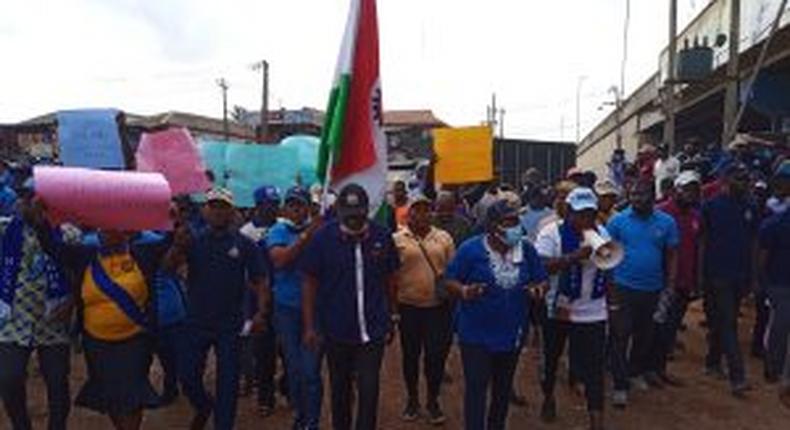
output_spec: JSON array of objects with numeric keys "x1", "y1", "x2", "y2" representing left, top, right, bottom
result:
[
  {"x1": 565, "y1": 187, "x2": 598, "y2": 212},
  {"x1": 674, "y1": 170, "x2": 701, "y2": 188}
]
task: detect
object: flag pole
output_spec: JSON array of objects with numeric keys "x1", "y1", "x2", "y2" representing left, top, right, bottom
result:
[{"x1": 320, "y1": 150, "x2": 334, "y2": 215}]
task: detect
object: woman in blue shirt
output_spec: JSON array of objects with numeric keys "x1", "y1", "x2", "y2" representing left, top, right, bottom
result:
[{"x1": 445, "y1": 200, "x2": 548, "y2": 430}]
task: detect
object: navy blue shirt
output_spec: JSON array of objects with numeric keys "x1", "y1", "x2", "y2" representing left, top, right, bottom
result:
[
  {"x1": 185, "y1": 229, "x2": 267, "y2": 329},
  {"x1": 759, "y1": 211, "x2": 790, "y2": 288},
  {"x1": 299, "y1": 221, "x2": 400, "y2": 345},
  {"x1": 445, "y1": 236, "x2": 547, "y2": 352},
  {"x1": 607, "y1": 208, "x2": 679, "y2": 292},
  {"x1": 702, "y1": 194, "x2": 758, "y2": 282}
]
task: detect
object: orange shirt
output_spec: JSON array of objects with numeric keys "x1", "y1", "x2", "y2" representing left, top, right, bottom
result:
[
  {"x1": 81, "y1": 253, "x2": 148, "y2": 341},
  {"x1": 394, "y1": 204, "x2": 410, "y2": 227}
]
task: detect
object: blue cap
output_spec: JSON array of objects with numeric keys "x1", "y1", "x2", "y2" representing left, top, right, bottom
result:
[
  {"x1": 566, "y1": 187, "x2": 599, "y2": 212},
  {"x1": 775, "y1": 159, "x2": 790, "y2": 179},
  {"x1": 284, "y1": 186, "x2": 311, "y2": 205},
  {"x1": 253, "y1": 185, "x2": 280, "y2": 207}
]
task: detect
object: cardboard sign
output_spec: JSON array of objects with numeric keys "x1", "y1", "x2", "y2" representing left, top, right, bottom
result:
[
  {"x1": 280, "y1": 135, "x2": 320, "y2": 186},
  {"x1": 57, "y1": 109, "x2": 125, "y2": 169},
  {"x1": 433, "y1": 126, "x2": 493, "y2": 184},
  {"x1": 136, "y1": 127, "x2": 211, "y2": 195},
  {"x1": 34, "y1": 166, "x2": 172, "y2": 231},
  {"x1": 225, "y1": 143, "x2": 300, "y2": 208}
]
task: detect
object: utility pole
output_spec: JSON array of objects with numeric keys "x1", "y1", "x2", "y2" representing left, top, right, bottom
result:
[
  {"x1": 722, "y1": 0, "x2": 741, "y2": 146},
  {"x1": 618, "y1": 0, "x2": 630, "y2": 151},
  {"x1": 611, "y1": 86, "x2": 624, "y2": 150},
  {"x1": 499, "y1": 108, "x2": 506, "y2": 138},
  {"x1": 576, "y1": 75, "x2": 587, "y2": 145},
  {"x1": 664, "y1": 0, "x2": 678, "y2": 152},
  {"x1": 253, "y1": 60, "x2": 270, "y2": 142},
  {"x1": 217, "y1": 78, "x2": 229, "y2": 141},
  {"x1": 489, "y1": 93, "x2": 498, "y2": 131}
]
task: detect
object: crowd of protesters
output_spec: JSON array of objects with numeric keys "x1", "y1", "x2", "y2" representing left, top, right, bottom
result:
[{"x1": 0, "y1": 134, "x2": 789, "y2": 430}]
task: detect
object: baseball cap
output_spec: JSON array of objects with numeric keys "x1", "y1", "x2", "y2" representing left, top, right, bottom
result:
[
  {"x1": 407, "y1": 194, "x2": 432, "y2": 209},
  {"x1": 565, "y1": 187, "x2": 599, "y2": 212},
  {"x1": 284, "y1": 186, "x2": 311, "y2": 205},
  {"x1": 253, "y1": 185, "x2": 280, "y2": 207},
  {"x1": 674, "y1": 170, "x2": 701, "y2": 188},
  {"x1": 206, "y1": 187, "x2": 234, "y2": 206},
  {"x1": 485, "y1": 199, "x2": 519, "y2": 227},
  {"x1": 336, "y1": 184, "x2": 369, "y2": 218},
  {"x1": 594, "y1": 179, "x2": 621, "y2": 197}
]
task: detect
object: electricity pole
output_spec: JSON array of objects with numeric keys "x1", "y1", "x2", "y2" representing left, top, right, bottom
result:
[
  {"x1": 722, "y1": 0, "x2": 741, "y2": 146},
  {"x1": 664, "y1": 0, "x2": 678, "y2": 152},
  {"x1": 576, "y1": 75, "x2": 587, "y2": 145},
  {"x1": 253, "y1": 60, "x2": 270, "y2": 142},
  {"x1": 217, "y1": 78, "x2": 229, "y2": 141}
]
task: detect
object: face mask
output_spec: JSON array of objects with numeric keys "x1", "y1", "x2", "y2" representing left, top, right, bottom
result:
[
  {"x1": 498, "y1": 226, "x2": 523, "y2": 248},
  {"x1": 341, "y1": 215, "x2": 368, "y2": 236}
]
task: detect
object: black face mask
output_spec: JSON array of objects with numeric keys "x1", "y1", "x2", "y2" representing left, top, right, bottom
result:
[{"x1": 341, "y1": 215, "x2": 367, "y2": 234}]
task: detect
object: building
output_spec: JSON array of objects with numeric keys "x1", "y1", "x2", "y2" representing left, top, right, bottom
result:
[
  {"x1": 578, "y1": 0, "x2": 790, "y2": 174},
  {"x1": 494, "y1": 138, "x2": 576, "y2": 188}
]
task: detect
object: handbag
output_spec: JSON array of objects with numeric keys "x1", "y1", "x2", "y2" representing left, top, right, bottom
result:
[{"x1": 414, "y1": 238, "x2": 450, "y2": 302}]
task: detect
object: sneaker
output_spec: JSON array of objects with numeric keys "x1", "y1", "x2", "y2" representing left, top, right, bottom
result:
[
  {"x1": 612, "y1": 390, "x2": 628, "y2": 409},
  {"x1": 631, "y1": 376, "x2": 649, "y2": 392},
  {"x1": 704, "y1": 366, "x2": 727, "y2": 381},
  {"x1": 540, "y1": 397, "x2": 557, "y2": 423},
  {"x1": 644, "y1": 372, "x2": 665, "y2": 389},
  {"x1": 731, "y1": 382, "x2": 752, "y2": 399},
  {"x1": 426, "y1": 402, "x2": 447, "y2": 426},
  {"x1": 401, "y1": 401, "x2": 421, "y2": 422}
]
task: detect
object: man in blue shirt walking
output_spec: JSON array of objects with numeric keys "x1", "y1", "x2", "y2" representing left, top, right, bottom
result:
[
  {"x1": 300, "y1": 184, "x2": 400, "y2": 430},
  {"x1": 606, "y1": 179, "x2": 679, "y2": 408},
  {"x1": 267, "y1": 186, "x2": 323, "y2": 430},
  {"x1": 701, "y1": 163, "x2": 757, "y2": 397}
]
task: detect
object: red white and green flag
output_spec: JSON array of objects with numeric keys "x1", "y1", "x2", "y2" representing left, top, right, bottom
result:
[{"x1": 317, "y1": 0, "x2": 387, "y2": 214}]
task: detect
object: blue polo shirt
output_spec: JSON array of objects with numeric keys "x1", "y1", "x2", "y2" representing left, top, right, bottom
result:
[
  {"x1": 445, "y1": 236, "x2": 547, "y2": 353},
  {"x1": 299, "y1": 221, "x2": 400, "y2": 345},
  {"x1": 266, "y1": 221, "x2": 303, "y2": 310},
  {"x1": 607, "y1": 208, "x2": 679, "y2": 292},
  {"x1": 185, "y1": 229, "x2": 267, "y2": 329},
  {"x1": 702, "y1": 194, "x2": 758, "y2": 282},
  {"x1": 759, "y1": 211, "x2": 790, "y2": 288}
]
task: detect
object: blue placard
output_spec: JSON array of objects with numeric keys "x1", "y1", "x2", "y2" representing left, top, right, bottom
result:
[
  {"x1": 57, "y1": 109, "x2": 124, "y2": 169},
  {"x1": 280, "y1": 135, "x2": 320, "y2": 187},
  {"x1": 225, "y1": 143, "x2": 300, "y2": 208}
]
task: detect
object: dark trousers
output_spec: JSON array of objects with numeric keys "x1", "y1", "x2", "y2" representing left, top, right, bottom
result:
[
  {"x1": 766, "y1": 287, "x2": 790, "y2": 379},
  {"x1": 705, "y1": 280, "x2": 746, "y2": 386},
  {"x1": 609, "y1": 287, "x2": 660, "y2": 391},
  {"x1": 460, "y1": 344, "x2": 519, "y2": 430},
  {"x1": 649, "y1": 290, "x2": 691, "y2": 375},
  {"x1": 398, "y1": 303, "x2": 452, "y2": 405},
  {"x1": 179, "y1": 323, "x2": 241, "y2": 430},
  {"x1": 239, "y1": 316, "x2": 277, "y2": 407},
  {"x1": 326, "y1": 339, "x2": 385, "y2": 430},
  {"x1": 155, "y1": 323, "x2": 184, "y2": 397},
  {"x1": 541, "y1": 319, "x2": 606, "y2": 412},
  {"x1": 0, "y1": 342, "x2": 70, "y2": 430},
  {"x1": 752, "y1": 289, "x2": 771, "y2": 357}
]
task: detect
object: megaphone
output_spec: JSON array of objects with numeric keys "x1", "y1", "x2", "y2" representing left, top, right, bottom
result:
[{"x1": 583, "y1": 230, "x2": 624, "y2": 270}]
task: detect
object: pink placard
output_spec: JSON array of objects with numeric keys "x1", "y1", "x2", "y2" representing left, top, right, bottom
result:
[
  {"x1": 136, "y1": 127, "x2": 211, "y2": 195},
  {"x1": 34, "y1": 166, "x2": 173, "y2": 231}
]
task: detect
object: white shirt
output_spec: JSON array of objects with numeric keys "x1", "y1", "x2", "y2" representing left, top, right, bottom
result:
[
  {"x1": 534, "y1": 221, "x2": 609, "y2": 323},
  {"x1": 654, "y1": 157, "x2": 680, "y2": 200},
  {"x1": 239, "y1": 222, "x2": 268, "y2": 243}
]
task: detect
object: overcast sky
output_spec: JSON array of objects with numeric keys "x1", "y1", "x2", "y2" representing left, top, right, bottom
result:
[{"x1": 0, "y1": 0, "x2": 708, "y2": 141}]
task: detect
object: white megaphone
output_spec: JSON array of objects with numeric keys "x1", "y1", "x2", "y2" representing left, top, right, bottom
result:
[{"x1": 583, "y1": 230, "x2": 624, "y2": 270}]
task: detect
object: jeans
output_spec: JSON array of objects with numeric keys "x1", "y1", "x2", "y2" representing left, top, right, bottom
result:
[
  {"x1": 398, "y1": 303, "x2": 451, "y2": 405},
  {"x1": 460, "y1": 344, "x2": 519, "y2": 430},
  {"x1": 275, "y1": 306, "x2": 323, "y2": 429},
  {"x1": 155, "y1": 323, "x2": 184, "y2": 397},
  {"x1": 705, "y1": 280, "x2": 746, "y2": 386},
  {"x1": 179, "y1": 322, "x2": 242, "y2": 430},
  {"x1": 765, "y1": 287, "x2": 790, "y2": 379},
  {"x1": 0, "y1": 342, "x2": 70, "y2": 430},
  {"x1": 541, "y1": 319, "x2": 606, "y2": 412},
  {"x1": 609, "y1": 287, "x2": 659, "y2": 391},
  {"x1": 326, "y1": 339, "x2": 385, "y2": 430},
  {"x1": 649, "y1": 289, "x2": 690, "y2": 375}
]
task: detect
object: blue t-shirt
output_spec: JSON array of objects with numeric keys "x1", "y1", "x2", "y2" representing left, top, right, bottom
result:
[
  {"x1": 298, "y1": 221, "x2": 400, "y2": 345},
  {"x1": 759, "y1": 211, "x2": 790, "y2": 288},
  {"x1": 445, "y1": 236, "x2": 547, "y2": 353},
  {"x1": 702, "y1": 194, "x2": 758, "y2": 282},
  {"x1": 266, "y1": 221, "x2": 303, "y2": 310},
  {"x1": 185, "y1": 229, "x2": 267, "y2": 329},
  {"x1": 607, "y1": 208, "x2": 679, "y2": 292}
]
